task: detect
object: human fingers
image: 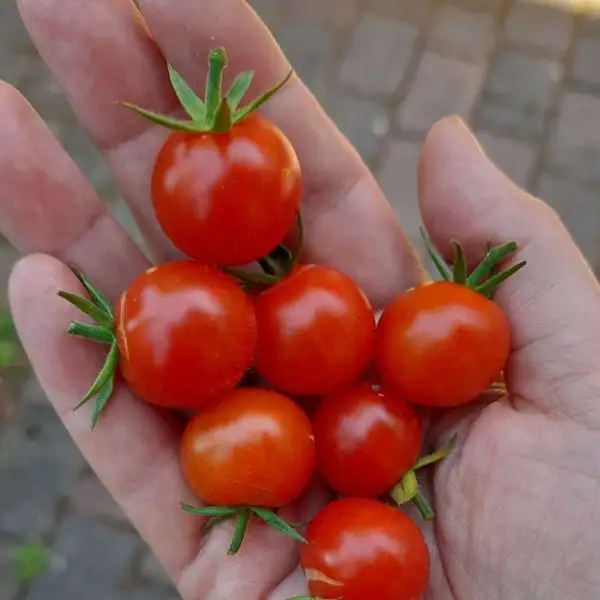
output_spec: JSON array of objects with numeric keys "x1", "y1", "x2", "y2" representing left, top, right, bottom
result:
[
  {"x1": 419, "y1": 117, "x2": 600, "y2": 428},
  {"x1": 17, "y1": 0, "x2": 422, "y2": 306}
]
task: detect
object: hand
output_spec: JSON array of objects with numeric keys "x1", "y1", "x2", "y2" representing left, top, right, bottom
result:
[{"x1": 2, "y1": 1, "x2": 599, "y2": 599}]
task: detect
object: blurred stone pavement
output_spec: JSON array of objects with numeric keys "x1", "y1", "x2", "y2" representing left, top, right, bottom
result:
[{"x1": 1, "y1": 0, "x2": 600, "y2": 598}]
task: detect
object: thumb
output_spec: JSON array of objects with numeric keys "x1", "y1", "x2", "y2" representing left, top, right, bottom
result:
[{"x1": 418, "y1": 116, "x2": 600, "y2": 428}]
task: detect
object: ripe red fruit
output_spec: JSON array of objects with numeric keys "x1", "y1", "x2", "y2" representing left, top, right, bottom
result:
[
  {"x1": 152, "y1": 113, "x2": 301, "y2": 266},
  {"x1": 253, "y1": 264, "x2": 375, "y2": 396},
  {"x1": 375, "y1": 280, "x2": 510, "y2": 407},
  {"x1": 312, "y1": 382, "x2": 422, "y2": 497},
  {"x1": 114, "y1": 261, "x2": 257, "y2": 409},
  {"x1": 301, "y1": 498, "x2": 430, "y2": 600},
  {"x1": 180, "y1": 387, "x2": 315, "y2": 507}
]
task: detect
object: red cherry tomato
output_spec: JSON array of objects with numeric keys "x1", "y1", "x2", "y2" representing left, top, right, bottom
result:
[
  {"x1": 152, "y1": 113, "x2": 301, "y2": 266},
  {"x1": 180, "y1": 387, "x2": 315, "y2": 507},
  {"x1": 301, "y1": 498, "x2": 430, "y2": 600},
  {"x1": 115, "y1": 261, "x2": 256, "y2": 409},
  {"x1": 375, "y1": 280, "x2": 510, "y2": 407},
  {"x1": 253, "y1": 265, "x2": 375, "y2": 396},
  {"x1": 312, "y1": 383, "x2": 422, "y2": 497}
]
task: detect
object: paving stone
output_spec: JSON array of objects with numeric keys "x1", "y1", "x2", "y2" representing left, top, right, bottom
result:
[
  {"x1": 0, "y1": 408, "x2": 84, "y2": 538},
  {"x1": 475, "y1": 99, "x2": 547, "y2": 140},
  {"x1": 319, "y1": 88, "x2": 389, "y2": 163},
  {"x1": 366, "y1": 0, "x2": 435, "y2": 25},
  {"x1": 428, "y1": 6, "x2": 495, "y2": 61},
  {"x1": 0, "y1": 538, "x2": 18, "y2": 600},
  {"x1": 63, "y1": 127, "x2": 117, "y2": 201},
  {"x1": 377, "y1": 138, "x2": 423, "y2": 243},
  {"x1": 505, "y1": 1, "x2": 573, "y2": 55},
  {"x1": 580, "y1": 13, "x2": 600, "y2": 38},
  {"x1": 340, "y1": 15, "x2": 418, "y2": 96},
  {"x1": 0, "y1": 243, "x2": 20, "y2": 308},
  {"x1": 399, "y1": 53, "x2": 484, "y2": 133},
  {"x1": 475, "y1": 131, "x2": 536, "y2": 189},
  {"x1": 547, "y1": 91, "x2": 600, "y2": 183},
  {"x1": 485, "y1": 50, "x2": 561, "y2": 112},
  {"x1": 140, "y1": 550, "x2": 173, "y2": 588},
  {"x1": 571, "y1": 36, "x2": 600, "y2": 88},
  {"x1": 277, "y1": 23, "x2": 335, "y2": 92},
  {"x1": 445, "y1": 0, "x2": 505, "y2": 12},
  {"x1": 69, "y1": 473, "x2": 127, "y2": 524},
  {"x1": 247, "y1": 0, "x2": 283, "y2": 31},
  {"x1": 20, "y1": 60, "x2": 74, "y2": 144},
  {"x1": 535, "y1": 175, "x2": 600, "y2": 266},
  {"x1": 25, "y1": 516, "x2": 140, "y2": 600},
  {"x1": 285, "y1": 0, "x2": 358, "y2": 28},
  {"x1": 0, "y1": 0, "x2": 30, "y2": 51}
]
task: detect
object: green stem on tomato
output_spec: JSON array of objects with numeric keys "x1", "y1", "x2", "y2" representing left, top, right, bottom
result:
[
  {"x1": 181, "y1": 502, "x2": 306, "y2": 555},
  {"x1": 58, "y1": 272, "x2": 119, "y2": 429},
  {"x1": 419, "y1": 227, "x2": 526, "y2": 297},
  {"x1": 121, "y1": 46, "x2": 294, "y2": 134}
]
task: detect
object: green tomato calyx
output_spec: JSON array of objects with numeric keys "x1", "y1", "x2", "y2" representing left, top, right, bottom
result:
[{"x1": 122, "y1": 47, "x2": 294, "y2": 134}]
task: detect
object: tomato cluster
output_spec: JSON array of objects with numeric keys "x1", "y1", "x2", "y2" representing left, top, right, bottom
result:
[{"x1": 59, "y1": 47, "x2": 525, "y2": 600}]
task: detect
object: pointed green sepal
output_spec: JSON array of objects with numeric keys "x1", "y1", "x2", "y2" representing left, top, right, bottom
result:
[
  {"x1": 168, "y1": 64, "x2": 206, "y2": 123},
  {"x1": 226, "y1": 71, "x2": 254, "y2": 111},
  {"x1": 233, "y1": 69, "x2": 294, "y2": 124}
]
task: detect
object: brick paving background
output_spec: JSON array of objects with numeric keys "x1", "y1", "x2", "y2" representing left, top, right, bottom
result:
[{"x1": 1, "y1": 0, "x2": 600, "y2": 598}]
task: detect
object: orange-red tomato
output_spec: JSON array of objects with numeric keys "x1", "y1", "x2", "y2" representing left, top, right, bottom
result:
[
  {"x1": 152, "y1": 113, "x2": 301, "y2": 266},
  {"x1": 180, "y1": 387, "x2": 315, "y2": 507},
  {"x1": 301, "y1": 498, "x2": 430, "y2": 600},
  {"x1": 254, "y1": 265, "x2": 375, "y2": 396},
  {"x1": 115, "y1": 261, "x2": 256, "y2": 409},
  {"x1": 375, "y1": 281, "x2": 510, "y2": 407},
  {"x1": 312, "y1": 383, "x2": 422, "y2": 497}
]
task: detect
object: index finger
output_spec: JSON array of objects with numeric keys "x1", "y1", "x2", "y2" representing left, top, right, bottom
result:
[{"x1": 17, "y1": 0, "x2": 422, "y2": 306}]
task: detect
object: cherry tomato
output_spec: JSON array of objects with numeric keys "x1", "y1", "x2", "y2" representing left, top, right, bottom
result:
[
  {"x1": 180, "y1": 387, "x2": 315, "y2": 507},
  {"x1": 375, "y1": 280, "x2": 510, "y2": 407},
  {"x1": 312, "y1": 383, "x2": 422, "y2": 497},
  {"x1": 115, "y1": 261, "x2": 256, "y2": 409},
  {"x1": 301, "y1": 498, "x2": 429, "y2": 600},
  {"x1": 253, "y1": 265, "x2": 375, "y2": 396},
  {"x1": 152, "y1": 113, "x2": 301, "y2": 266}
]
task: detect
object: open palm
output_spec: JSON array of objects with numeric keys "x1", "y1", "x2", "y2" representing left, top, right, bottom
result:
[{"x1": 2, "y1": 1, "x2": 600, "y2": 599}]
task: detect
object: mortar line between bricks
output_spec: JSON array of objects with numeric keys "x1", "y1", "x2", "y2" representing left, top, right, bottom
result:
[
  {"x1": 470, "y1": 0, "x2": 515, "y2": 132},
  {"x1": 529, "y1": 9, "x2": 581, "y2": 194},
  {"x1": 370, "y1": 2, "x2": 439, "y2": 174}
]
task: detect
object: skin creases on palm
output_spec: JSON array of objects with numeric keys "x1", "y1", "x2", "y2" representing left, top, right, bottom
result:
[{"x1": 424, "y1": 390, "x2": 600, "y2": 600}]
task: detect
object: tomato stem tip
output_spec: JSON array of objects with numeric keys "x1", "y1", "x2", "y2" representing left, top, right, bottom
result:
[
  {"x1": 121, "y1": 46, "x2": 294, "y2": 134},
  {"x1": 58, "y1": 272, "x2": 119, "y2": 429},
  {"x1": 181, "y1": 502, "x2": 307, "y2": 555},
  {"x1": 419, "y1": 227, "x2": 526, "y2": 297}
]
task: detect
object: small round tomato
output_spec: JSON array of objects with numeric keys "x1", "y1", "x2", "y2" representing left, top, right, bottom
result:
[
  {"x1": 253, "y1": 265, "x2": 375, "y2": 396},
  {"x1": 180, "y1": 387, "x2": 315, "y2": 507},
  {"x1": 312, "y1": 383, "x2": 422, "y2": 497},
  {"x1": 375, "y1": 280, "x2": 510, "y2": 407},
  {"x1": 115, "y1": 261, "x2": 256, "y2": 409},
  {"x1": 152, "y1": 113, "x2": 301, "y2": 266},
  {"x1": 301, "y1": 498, "x2": 429, "y2": 600}
]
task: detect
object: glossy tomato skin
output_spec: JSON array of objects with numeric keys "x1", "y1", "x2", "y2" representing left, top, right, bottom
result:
[
  {"x1": 254, "y1": 265, "x2": 376, "y2": 396},
  {"x1": 313, "y1": 382, "x2": 422, "y2": 497},
  {"x1": 375, "y1": 281, "x2": 510, "y2": 407},
  {"x1": 152, "y1": 113, "x2": 301, "y2": 266},
  {"x1": 180, "y1": 387, "x2": 315, "y2": 507},
  {"x1": 301, "y1": 498, "x2": 429, "y2": 600},
  {"x1": 115, "y1": 261, "x2": 256, "y2": 409}
]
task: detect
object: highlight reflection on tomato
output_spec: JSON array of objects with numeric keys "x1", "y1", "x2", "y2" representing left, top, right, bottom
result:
[
  {"x1": 254, "y1": 265, "x2": 376, "y2": 396},
  {"x1": 115, "y1": 261, "x2": 256, "y2": 409},
  {"x1": 301, "y1": 498, "x2": 430, "y2": 600},
  {"x1": 312, "y1": 382, "x2": 422, "y2": 497},
  {"x1": 152, "y1": 113, "x2": 301, "y2": 267},
  {"x1": 180, "y1": 387, "x2": 315, "y2": 507}
]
